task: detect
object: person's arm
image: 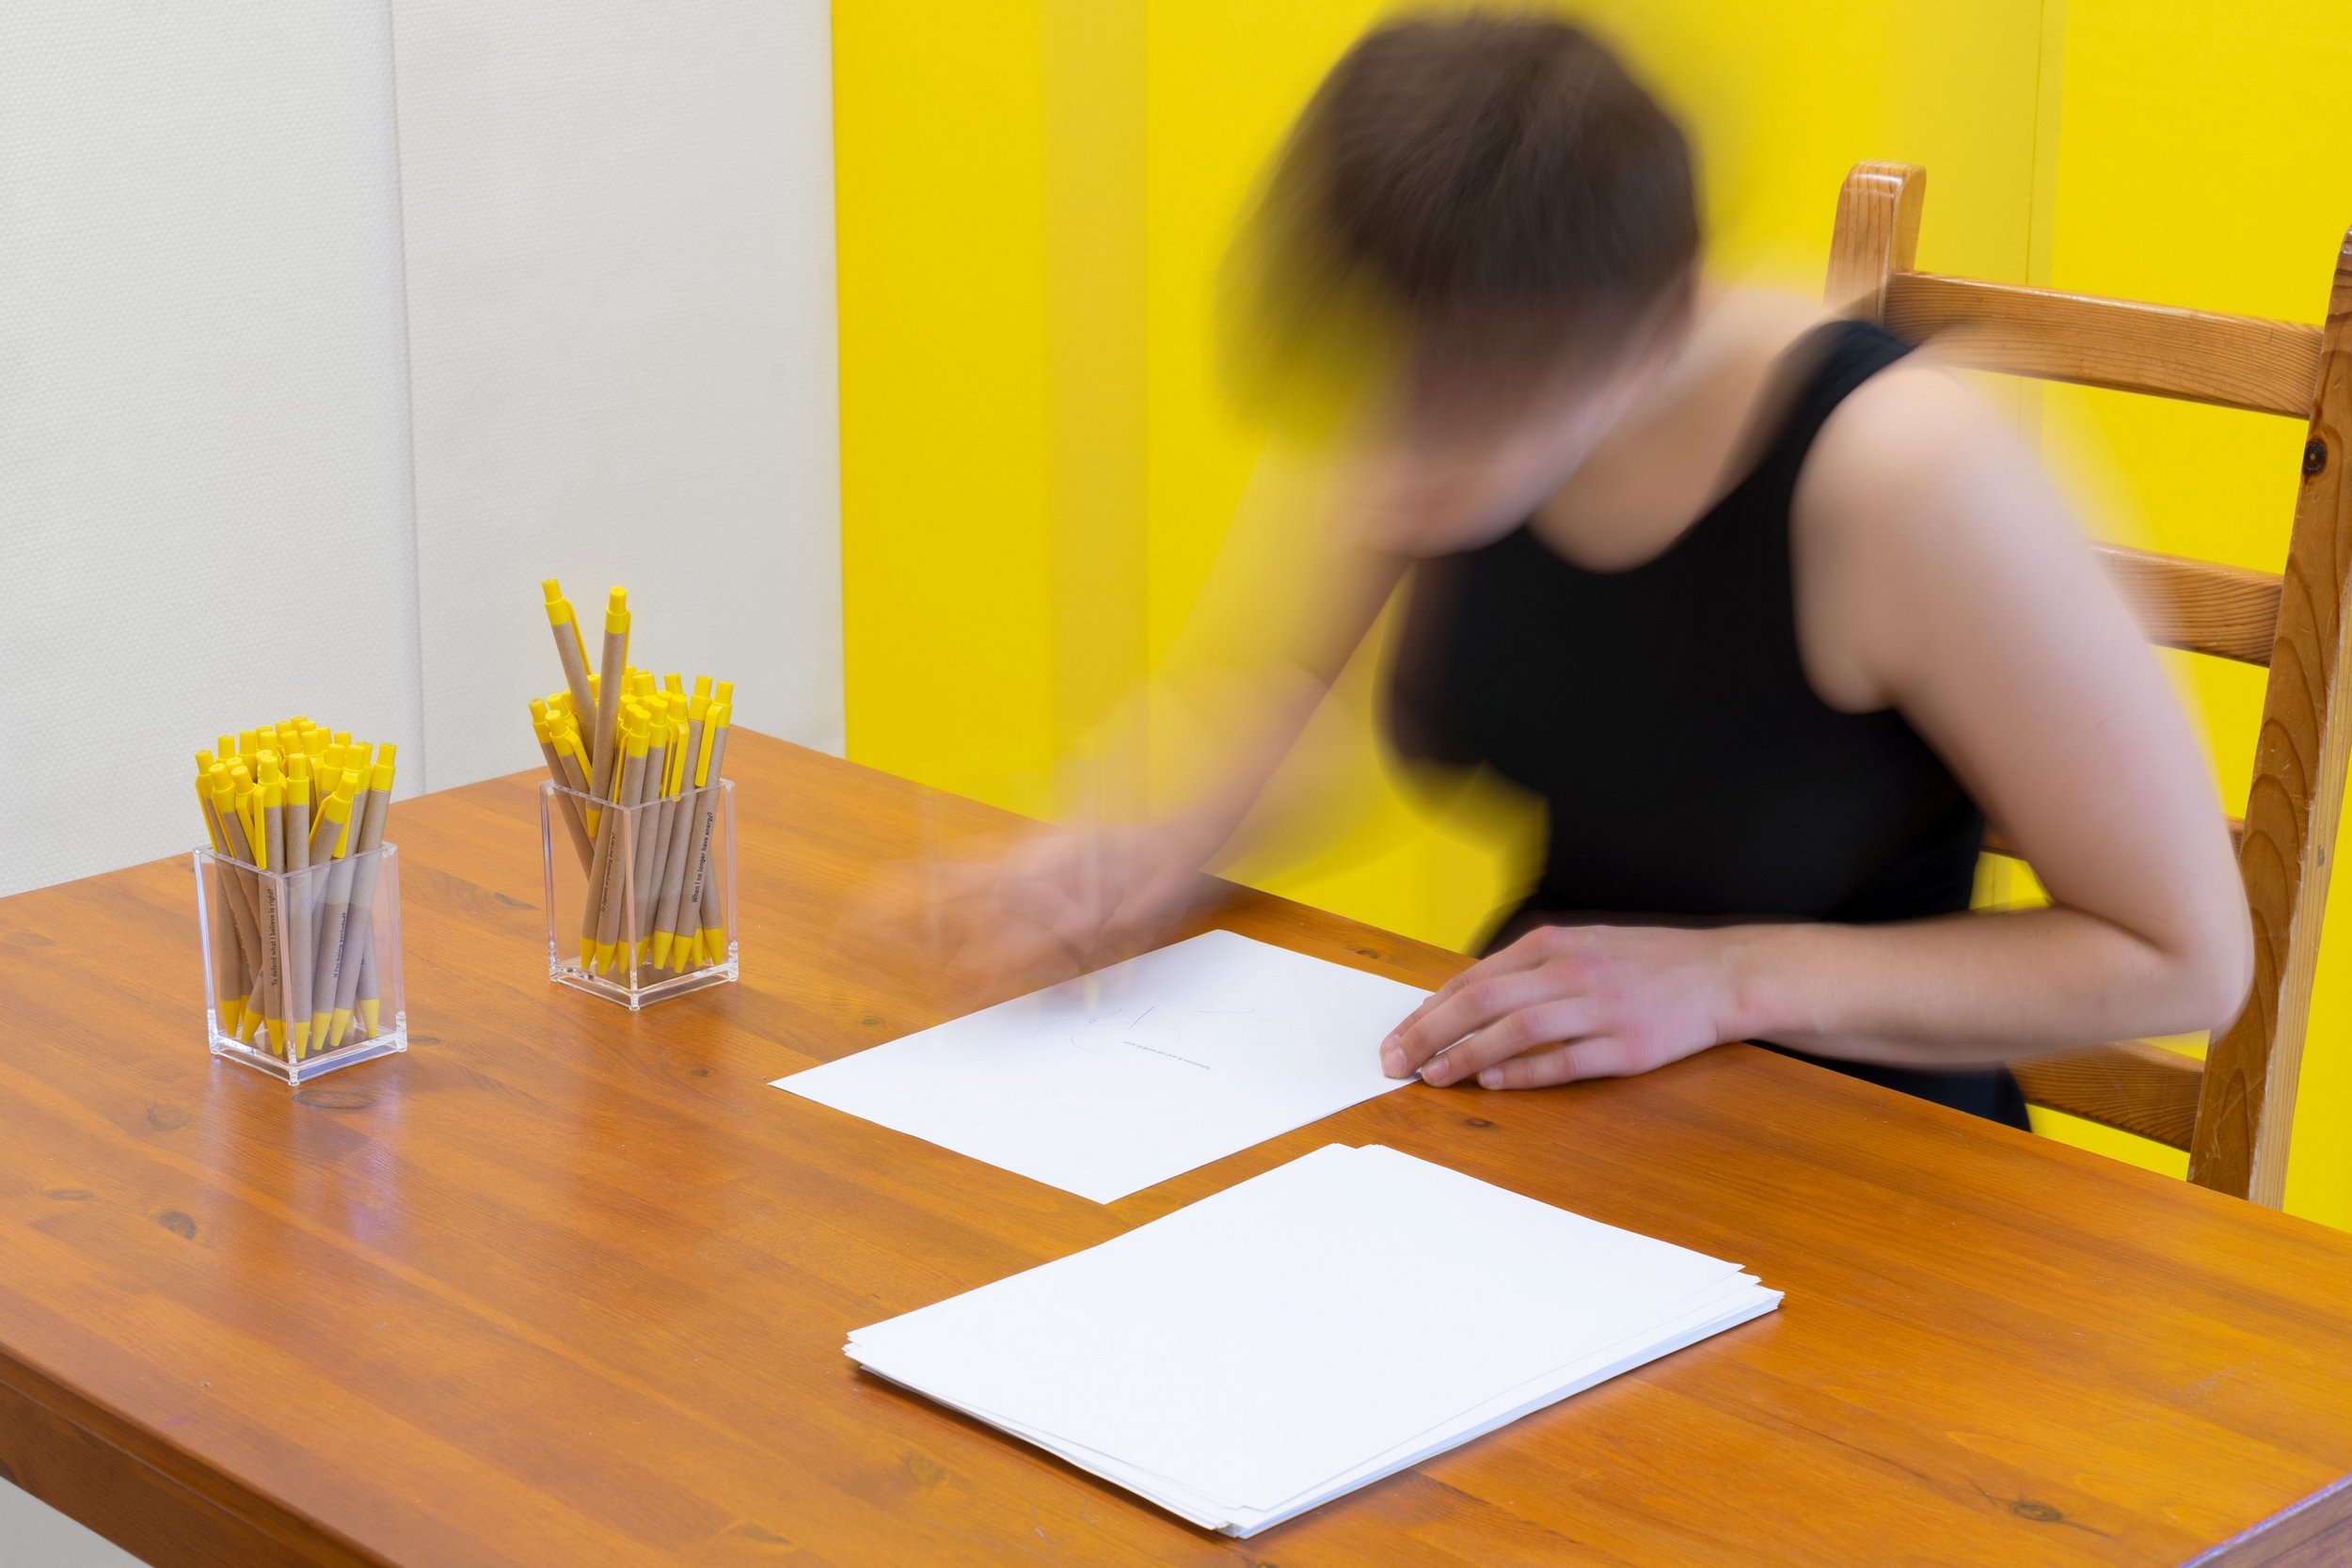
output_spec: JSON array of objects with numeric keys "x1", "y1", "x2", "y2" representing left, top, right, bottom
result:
[
  {"x1": 1386, "y1": 360, "x2": 2252, "y2": 1088},
  {"x1": 925, "y1": 446, "x2": 1408, "y2": 989}
]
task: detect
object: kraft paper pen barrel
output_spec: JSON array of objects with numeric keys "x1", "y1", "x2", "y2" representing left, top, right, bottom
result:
[
  {"x1": 684, "y1": 705, "x2": 732, "y2": 970},
  {"x1": 353, "y1": 925, "x2": 380, "y2": 1040},
  {"x1": 650, "y1": 698, "x2": 707, "y2": 973},
  {"x1": 587, "y1": 588, "x2": 630, "y2": 803},
  {"x1": 591, "y1": 714, "x2": 651, "y2": 975},
  {"x1": 207, "y1": 772, "x2": 265, "y2": 957},
  {"x1": 329, "y1": 758, "x2": 395, "y2": 1049},
  {"x1": 580, "y1": 705, "x2": 647, "y2": 974},
  {"x1": 282, "y1": 756, "x2": 315, "y2": 1060},
  {"x1": 627, "y1": 710, "x2": 673, "y2": 975},
  {"x1": 196, "y1": 772, "x2": 248, "y2": 1037},
  {"x1": 305, "y1": 783, "x2": 358, "y2": 1051},
  {"x1": 532, "y1": 700, "x2": 595, "y2": 869},
  {"x1": 551, "y1": 719, "x2": 599, "y2": 839},
  {"x1": 319, "y1": 757, "x2": 378, "y2": 1050},
  {"x1": 636, "y1": 698, "x2": 690, "y2": 969},
  {"x1": 214, "y1": 780, "x2": 269, "y2": 1041},
  {"x1": 676, "y1": 701, "x2": 728, "y2": 968},
  {"x1": 543, "y1": 579, "x2": 598, "y2": 734},
  {"x1": 255, "y1": 774, "x2": 288, "y2": 1055},
  {"x1": 194, "y1": 765, "x2": 246, "y2": 1002},
  {"x1": 575, "y1": 724, "x2": 629, "y2": 971},
  {"x1": 553, "y1": 726, "x2": 594, "y2": 809}
]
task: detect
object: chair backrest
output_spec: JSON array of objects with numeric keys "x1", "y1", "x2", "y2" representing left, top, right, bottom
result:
[{"x1": 1825, "y1": 161, "x2": 2352, "y2": 1205}]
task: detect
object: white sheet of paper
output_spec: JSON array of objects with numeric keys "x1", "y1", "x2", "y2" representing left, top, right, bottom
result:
[
  {"x1": 772, "y1": 930, "x2": 1431, "y2": 1202},
  {"x1": 847, "y1": 1144, "x2": 1778, "y2": 1532}
]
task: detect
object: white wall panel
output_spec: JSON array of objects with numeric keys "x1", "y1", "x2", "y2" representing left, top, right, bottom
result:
[
  {"x1": 389, "y1": 0, "x2": 844, "y2": 789},
  {"x1": 0, "y1": 1, "x2": 425, "y2": 896}
]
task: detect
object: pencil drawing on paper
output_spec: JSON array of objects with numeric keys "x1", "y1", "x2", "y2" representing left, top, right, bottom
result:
[{"x1": 1064, "y1": 1001, "x2": 1280, "y2": 1071}]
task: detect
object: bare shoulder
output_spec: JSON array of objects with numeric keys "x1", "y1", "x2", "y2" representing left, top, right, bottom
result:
[
  {"x1": 1800, "y1": 351, "x2": 2031, "y2": 524},
  {"x1": 1788, "y1": 350, "x2": 2111, "y2": 710}
]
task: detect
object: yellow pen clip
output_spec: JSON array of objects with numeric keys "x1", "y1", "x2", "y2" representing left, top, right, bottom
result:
[
  {"x1": 696, "y1": 701, "x2": 729, "y2": 786},
  {"x1": 547, "y1": 578, "x2": 591, "y2": 672},
  {"x1": 253, "y1": 781, "x2": 281, "y2": 869},
  {"x1": 322, "y1": 782, "x2": 357, "y2": 859}
]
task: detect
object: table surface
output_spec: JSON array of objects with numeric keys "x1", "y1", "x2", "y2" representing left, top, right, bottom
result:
[{"x1": 5, "y1": 732, "x2": 2352, "y2": 1568}]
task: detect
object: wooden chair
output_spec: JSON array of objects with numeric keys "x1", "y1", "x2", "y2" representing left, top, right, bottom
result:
[{"x1": 1825, "y1": 161, "x2": 2352, "y2": 1206}]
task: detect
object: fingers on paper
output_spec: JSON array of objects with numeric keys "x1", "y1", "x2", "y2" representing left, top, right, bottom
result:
[{"x1": 1470, "y1": 1037, "x2": 1641, "y2": 1090}]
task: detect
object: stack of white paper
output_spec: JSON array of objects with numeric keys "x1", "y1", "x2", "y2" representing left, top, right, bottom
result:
[
  {"x1": 848, "y1": 1144, "x2": 1779, "y2": 1536},
  {"x1": 776, "y1": 930, "x2": 1430, "y2": 1202}
]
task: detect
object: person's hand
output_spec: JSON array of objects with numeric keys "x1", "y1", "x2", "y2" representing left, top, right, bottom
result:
[
  {"x1": 925, "y1": 820, "x2": 1213, "y2": 999},
  {"x1": 1380, "y1": 923, "x2": 1740, "y2": 1089}
]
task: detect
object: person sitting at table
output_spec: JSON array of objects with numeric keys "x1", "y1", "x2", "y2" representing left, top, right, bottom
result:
[{"x1": 923, "y1": 9, "x2": 2252, "y2": 1129}]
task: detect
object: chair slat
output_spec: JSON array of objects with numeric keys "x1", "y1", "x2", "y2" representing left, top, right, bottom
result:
[
  {"x1": 2012, "y1": 1041, "x2": 2204, "y2": 1150},
  {"x1": 1883, "y1": 272, "x2": 2323, "y2": 418},
  {"x1": 2095, "y1": 544, "x2": 2282, "y2": 666}
]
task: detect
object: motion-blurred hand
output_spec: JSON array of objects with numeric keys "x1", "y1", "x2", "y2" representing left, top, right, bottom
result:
[{"x1": 909, "y1": 820, "x2": 1216, "y2": 1004}]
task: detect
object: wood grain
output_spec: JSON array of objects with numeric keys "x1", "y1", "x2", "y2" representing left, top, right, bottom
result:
[
  {"x1": 1884, "y1": 272, "x2": 2324, "y2": 417},
  {"x1": 1824, "y1": 160, "x2": 1923, "y2": 320},
  {"x1": 3, "y1": 733, "x2": 2352, "y2": 1566},
  {"x1": 2096, "y1": 543, "x2": 2284, "y2": 666},
  {"x1": 2193, "y1": 230, "x2": 2352, "y2": 1203},
  {"x1": 2009, "y1": 1039, "x2": 2203, "y2": 1149}
]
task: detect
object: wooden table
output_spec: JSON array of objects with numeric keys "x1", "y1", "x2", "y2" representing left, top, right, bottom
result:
[{"x1": 5, "y1": 732, "x2": 2352, "y2": 1567}]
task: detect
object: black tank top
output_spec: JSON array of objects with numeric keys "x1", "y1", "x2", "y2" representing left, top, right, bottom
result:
[{"x1": 1388, "y1": 320, "x2": 2026, "y2": 1127}]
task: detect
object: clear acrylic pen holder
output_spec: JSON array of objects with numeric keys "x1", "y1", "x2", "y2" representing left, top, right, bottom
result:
[
  {"x1": 195, "y1": 844, "x2": 408, "y2": 1084},
  {"x1": 541, "y1": 778, "x2": 737, "y2": 1008}
]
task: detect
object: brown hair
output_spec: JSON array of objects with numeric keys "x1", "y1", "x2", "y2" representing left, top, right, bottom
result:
[{"x1": 1233, "y1": 11, "x2": 1698, "y2": 403}]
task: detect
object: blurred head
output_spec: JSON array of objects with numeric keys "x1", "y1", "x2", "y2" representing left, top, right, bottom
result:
[{"x1": 1238, "y1": 11, "x2": 1700, "y2": 552}]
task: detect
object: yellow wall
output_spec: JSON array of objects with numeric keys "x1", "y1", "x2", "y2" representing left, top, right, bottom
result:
[
  {"x1": 834, "y1": 0, "x2": 1059, "y2": 816},
  {"x1": 834, "y1": 1, "x2": 2352, "y2": 1227}
]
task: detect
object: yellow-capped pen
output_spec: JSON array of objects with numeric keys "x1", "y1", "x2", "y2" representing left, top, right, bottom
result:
[
  {"x1": 628, "y1": 712, "x2": 675, "y2": 970},
  {"x1": 689, "y1": 701, "x2": 733, "y2": 969},
  {"x1": 195, "y1": 771, "x2": 245, "y2": 1035},
  {"x1": 252, "y1": 778, "x2": 288, "y2": 1055},
  {"x1": 532, "y1": 699, "x2": 595, "y2": 870},
  {"x1": 333, "y1": 755, "x2": 395, "y2": 1047},
  {"x1": 282, "y1": 756, "x2": 315, "y2": 1059},
  {"x1": 587, "y1": 588, "x2": 630, "y2": 804},
  {"x1": 587, "y1": 710, "x2": 652, "y2": 974},
  {"x1": 543, "y1": 579, "x2": 598, "y2": 734},
  {"x1": 305, "y1": 782, "x2": 358, "y2": 1049}
]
